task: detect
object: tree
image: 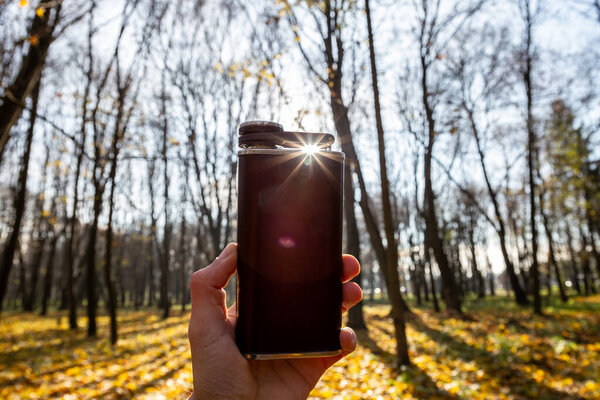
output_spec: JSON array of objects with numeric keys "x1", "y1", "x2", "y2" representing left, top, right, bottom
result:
[
  {"x1": 281, "y1": 0, "x2": 393, "y2": 332},
  {"x1": 519, "y1": 0, "x2": 542, "y2": 314},
  {"x1": 22, "y1": 126, "x2": 52, "y2": 312},
  {"x1": 40, "y1": 142, "x2": 64, "y2": 316},
  {"x1": 83, "y1": 0, "x2": 159, "y2": 337},
  {"x1": 537, "y1": 172, "x2": 568, "y2": 302},
  {"x1": 0, "y1": 79, "x2": 41, "y2": 314},
  {"x1": 401, "y1": 0, "x2": 483, "y2": 313},
  {"x1": 158, "y1": 75, "x2": 171, "y2": 320},
  {"x1": 365, "y1": 0, "x2": 409, "y2": 366},
  {"x1": 103, "y1": 51, "x2": 139, "y2": 343},
  {"x1": 59, "y1": 5, "x2": 97, "y2": 329},
  {"x1": 449, "y1": 24, "x2": 529, "y2": 305},
  {"x1": 0, "y1": 2, "x2": 62, "y2": 161}
]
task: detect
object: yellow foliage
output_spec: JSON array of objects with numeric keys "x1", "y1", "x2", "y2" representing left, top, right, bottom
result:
[
  {"x1": 36, "y1": 7, "x2": 45, "y2": 17},
  {"x1": 1, "y1": 296, "x2": 599, "y2": 399}
]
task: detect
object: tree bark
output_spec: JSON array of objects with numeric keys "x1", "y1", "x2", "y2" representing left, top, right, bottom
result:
[
  {"x1": 564, "y1": 224, "x2": 581, "y2": 295},
  {"x1": 365, "y1": 0, "x2": 409, "y2": 366},
  {"x1": 63, "y1": 6, "x2": 97, "y2": 330},
  {"x1": 160, "y1": 84, "x2": 170, "y2": 320},
  {"x1": 426, "y1": 243, "x2": 440, "y2": 312},
  {"x1": 420, "y1": 255, "x2": 429, "y2": 301},
  {"x1": 147, "y1": 157, "x2": 158, "y2": 307},
  {"x1": 85, "y1": 185, "x2": 102, "y2": 337},
  {"x1": 179, "y1": 214, "x2": 187, "y2": 312},
  {"x1": 0, "y1": 80, "x2": 41, "y2": 314},
  {"x1": 40, "y1": 232, "x2": 59, "y2": 316},
  {"x1": 522, "y1": 0, "x2": 542, "y2": 315},
  {"x1": 579, "y1": 228, "x2": 594, "y2": 295},
  {"x1": 104, "y1": 176, "x2": 119, "y2": 344},
  {"x1": 344, "y1": 164, "x2": 367, "y2": 330},
  {"x1": 486, "y1": 254, "x2": 495, "y2": 296},
  {"x1": 103, "y1": 87, "x2": 126, "y2": 344},
  {"x1": 538, "y1": 192, "x2": 567, "y2": 302},
  {"x1": 23, "y1": 226, "x2": 47, "y2": 311},
  {"x1": 420, "y1": 44, "x2": 462, "y2": 313},
  {"x1": 318, "y1": 1, "x2": 371, "y2": 330},
  {"x1": 467, "y1": 108, "x2": 528, "y2": 304},
  {"x1": 467, "y1": 226, "x2": 485, "y2": 298},
  {"x1": 0, "y1": 3, "x2": 61, "y2": 160}
]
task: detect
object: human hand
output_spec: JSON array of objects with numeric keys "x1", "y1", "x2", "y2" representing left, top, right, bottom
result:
[{"x1": 188, "y1": 243, "x2": 363, "y2": 400}]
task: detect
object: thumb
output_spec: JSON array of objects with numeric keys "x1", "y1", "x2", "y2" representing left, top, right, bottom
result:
[{"x1": 189, "y1": 243, "x2": 237, "y2": 336}]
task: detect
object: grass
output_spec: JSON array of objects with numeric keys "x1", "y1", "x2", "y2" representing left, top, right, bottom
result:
[{"x1": 1, "y1": 295, "x2": 599, "y2": 399}]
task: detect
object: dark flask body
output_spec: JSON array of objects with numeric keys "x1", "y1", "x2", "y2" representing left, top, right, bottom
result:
[{"x1": 236, "y1": 148, "x2": 344, "y2": 359}]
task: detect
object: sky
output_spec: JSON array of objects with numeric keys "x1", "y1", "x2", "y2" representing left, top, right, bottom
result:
[{"x1": 1, "y1": 0, "x2": 599, "y2": 275}]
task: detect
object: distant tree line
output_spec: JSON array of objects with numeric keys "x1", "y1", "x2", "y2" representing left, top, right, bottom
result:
[{"x1": 0, "y1": 0, "x2": 598, "y2": 367}]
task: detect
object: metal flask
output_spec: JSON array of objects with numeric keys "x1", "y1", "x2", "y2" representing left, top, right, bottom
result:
[{"x1": 235, "y1": 121, "x2": 345, "y2": 359}]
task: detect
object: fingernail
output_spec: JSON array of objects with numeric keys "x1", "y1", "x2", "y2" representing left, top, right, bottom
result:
[
  {"x1": 216, "y1": 243, "x2": 235, "y2": 261},
  {"x1": 342, "y1": 327, "x2": 356, "y2": 348}
]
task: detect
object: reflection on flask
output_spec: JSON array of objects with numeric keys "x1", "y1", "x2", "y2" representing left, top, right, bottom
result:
[{"x1": 278, "y1": 235, "x2": 296, "y2": 249}]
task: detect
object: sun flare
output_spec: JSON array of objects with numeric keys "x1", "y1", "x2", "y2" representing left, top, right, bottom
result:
[{"x1": 302, "y1": 144, "x2": 321, "y2": 155}]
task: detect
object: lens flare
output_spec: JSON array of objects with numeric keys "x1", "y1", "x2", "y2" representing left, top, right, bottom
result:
[
  {"x1": 302, "y1": 144, "x2": 320, "y2": 155},
  {"x1": 278, "y1": 235, "x2": 296, "y2": 248}
]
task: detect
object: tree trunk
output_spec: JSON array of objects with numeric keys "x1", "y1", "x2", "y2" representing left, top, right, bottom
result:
[
  {"x1": 524, "y1": 13, "x2": 542, "y2": 315},
  {"x1": 40, "y1": 233, "x2": 59, "y2": 315},
  {"x1": 420, "y1": 55, "x2": 461, "y2": 314},
  {"x1": 147, "y1": 158, "x2": 158, "y2": 307},
  {"x1": 425, "y1": 242, "x2": 440, "y2": 312},
  {"x1": 420, "y1": 257, "x2": 429, "y2": 301},
  {"x1": 580, "y1": 226, "x2": 595, "y2": 295},
  {"x1": 0, "y1": 80, "x2": 40, "y2": 315},
  {"x1": 104, "y1": 178, "x2": 118, "y2": 344},
  {"x1": 564, "y1": 224, "x2": 581, "y2": 295},
  {"x1": 160, "y1": 86, "x2": 170, "y2": 320},
  {"x1": 587, "y1": 222, "x2": 600, "y2": 280},
  {"x1": 539, "y1": 195, "x2": 567, "y2": 302},
  {"x1": 486, "y1": 254, "x2": 495, "y2": 296},
  {"x1": 321, "y1": 25, "x2": 370, "y2": 329},
  {"x1": 104, "y1": 121, "x2": 123, "y2": 344},
  {"x1": 468, "y1": 109, "x2": 528, "y2": 304},
  {"x1": 85, "y1": 189, "x2": 101, "y2": 337},
  {"x1": 365, "y1": 0, "x2": 409, "y2": 366},
  {"x1": 410, "y1": 265, "x2": 422, "y2": 306},
  {"x1": 179, "y1": 214, "x2": 187, "y2": 312},
  {"x1": 23, "y1": 228, "x2": 47, "y2": 311},
  {"x1": 454, "y1": 246, "x2": 465, "y2": 300},
  {"x1": 0, "y1": 3, "x2": 61, "y2": 160},
  {"x1": 344, "y1": 164, "x2": 367, "y2": 330},
  {"x1": 367, "y1": 264, "x2": 376, "y2": 302},
  {"x1": 468, "y1": 227, "x2": 485, "y2": 298},
  {"x1": 63, "y1": 20, "x2": 96, "y2": 329},
  {"x1": 147, "y1": 228, "x2": 156, "y2": 307},
  {"x1": 408, "y1": 235, "x2": 422, "y2": 305},
  {"x1": 18, "y1": 245, "x2": 26, "y2": 311},
  {"x1": 321, "y1": 2, "x2": 409, "y2": 321}
]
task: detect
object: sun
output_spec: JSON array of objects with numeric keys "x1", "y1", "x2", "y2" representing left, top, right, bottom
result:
[{"x1": 302, "y1": 144, "x2": 321, "y2": 155}]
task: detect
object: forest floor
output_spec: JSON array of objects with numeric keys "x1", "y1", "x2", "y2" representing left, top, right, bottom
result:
[{"x1": 1, "y1": 295, "x2": 599, "y2": 399}]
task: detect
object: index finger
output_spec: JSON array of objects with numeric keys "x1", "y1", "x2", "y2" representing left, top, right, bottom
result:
[{"x1": 342, "y1": 254, "x2": 360, "y2": 283}]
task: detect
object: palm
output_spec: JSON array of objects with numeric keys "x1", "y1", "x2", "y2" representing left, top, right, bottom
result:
[
  {"x1": 188, "y1": 245, "x2": 362, "y2": 400},
  {"x1": 222, "y1": 312, "x2": 340, "y2": 400}
]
